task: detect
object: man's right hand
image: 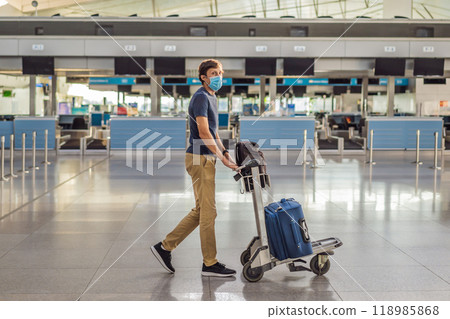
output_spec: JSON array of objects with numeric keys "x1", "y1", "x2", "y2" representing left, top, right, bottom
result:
[{"x1": 221, "y1": 156, "x2": 239, "y2": 170}]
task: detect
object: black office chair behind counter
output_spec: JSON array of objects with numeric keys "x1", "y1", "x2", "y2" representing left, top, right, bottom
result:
[{"x1": 72, "y1": 117, "x2": 87, "y2": 129}]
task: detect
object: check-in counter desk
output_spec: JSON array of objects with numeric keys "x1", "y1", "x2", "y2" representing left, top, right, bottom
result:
[
  {"x1": 366, "y1": 117, "x2": 443, "y2": 150},
  {"x1": 0, "y1": 121, "x2": 14, "y2": 148},
  {"x1": 110, "y1": 117, "x2": 186, "y2": 150},
  {"x1": 14, "y1": 117, "x2": 56, "y2": 149},
  {"x1": 240, "y1": 116, "x2": 315, "y2": 149}
]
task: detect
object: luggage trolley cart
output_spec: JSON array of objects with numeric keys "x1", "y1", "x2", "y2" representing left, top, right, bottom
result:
[{"x1": 235, "y1": 159, "x2": 343, "y2": 282}]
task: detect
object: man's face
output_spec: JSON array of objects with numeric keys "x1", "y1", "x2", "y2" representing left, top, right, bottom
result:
[{"x1": 202, "y1": 66, "x2": 223, "y2": 84}]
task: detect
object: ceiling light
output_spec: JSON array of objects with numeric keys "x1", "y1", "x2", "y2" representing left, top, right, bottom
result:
[{"x1": 0, "y1": 0, "x2": 9, "y2": 8}]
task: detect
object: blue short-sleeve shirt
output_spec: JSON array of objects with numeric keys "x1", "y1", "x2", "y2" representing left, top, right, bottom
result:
[{"x1": 186, "y1": 87, "x2": 218, "y2": 155}]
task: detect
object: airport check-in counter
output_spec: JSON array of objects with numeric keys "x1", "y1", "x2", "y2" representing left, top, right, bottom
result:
[
  {"x1": 239, "y1": 117, "x2": 315, "y2": 149},
  {"x1": 218, "y1": 113, "x2": 236, "y2": 150},
  {"x1": 0, "y1": 120, "x2": 14, "y2": 148},
  {"x1": 59, "y1": 115, "x2": 90, "y2": 141},
  {"x1": 58, "y1": 115, "x2": 86, "y2": 130},
  {"x1": 366, "y1": 117, "x2": 443, "y2": 150},
  {"x1": 13, "y1": 117, "x2": 57, "y2": 149},
  {"x1": 110, "y1": 117, "x2": 186, "y2": 150}
]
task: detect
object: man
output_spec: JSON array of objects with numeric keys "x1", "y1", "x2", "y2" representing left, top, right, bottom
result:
[{"x1": 151, "y1": 59, "x2": 239, "y2": 277}]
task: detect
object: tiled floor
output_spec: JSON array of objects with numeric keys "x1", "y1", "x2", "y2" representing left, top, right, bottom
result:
[{"x1": 0, "y1": 150, "x2": 449, "y2": 301}]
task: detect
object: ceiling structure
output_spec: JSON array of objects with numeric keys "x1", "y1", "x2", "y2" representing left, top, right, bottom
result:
[{"x1": 0, "y1": 0, "x2": 450, "y2": 19}]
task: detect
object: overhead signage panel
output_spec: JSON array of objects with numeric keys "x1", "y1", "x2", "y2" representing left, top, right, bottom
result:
[{"x1": 89, "y1": 77, "x2": 136, "y2": 85}]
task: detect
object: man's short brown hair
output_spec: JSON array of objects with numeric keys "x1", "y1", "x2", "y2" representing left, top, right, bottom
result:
[{"x1": 198, "y1": 59, "x2": 222, "y2": 84}]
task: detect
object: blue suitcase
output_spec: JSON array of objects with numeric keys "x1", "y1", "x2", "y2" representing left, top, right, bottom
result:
[
  {"x1": 264, "y1": 208, "x2": 289, "y2": 261},
  {"x1": 265, "y1": 198, "x2": 313, "y2": 260}
]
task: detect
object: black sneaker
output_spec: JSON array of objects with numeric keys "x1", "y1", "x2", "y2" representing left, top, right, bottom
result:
[
  {"x1": 151, "y1": 242, "x2": 175, "y2": 274},
  {"x1": 201, "y1": 262, "x2": 236, "y2": 277}
]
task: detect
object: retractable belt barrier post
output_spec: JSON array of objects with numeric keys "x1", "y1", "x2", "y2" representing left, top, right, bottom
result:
[
  {"x1": 310, "y1": 131, "x2": 319, "y2": 169},
  {"x1": 1, "y1": 136, "x2": 9, "y2": 182},
  {"x1": 413, "y1": 129, "x2": 423, "y2": 165},
  {"x1": 430, "y1": 131, "x2": 441, "y2": 170},
  {"x1": 303, "y1": 129, "x2": 309, "y2": 165},
  {"x1": 107, "y1": 136, "x2": 111, "y2": 157},
  {"x1": 29, "y1": 131, "x2": 39, "y2": 170},
  {"x1": 41, "y1": 129, "x2": 51, "y2": 165},
  {"x1": 18, "y1": 133, "x2": 29, "y2": 174},
  {"x1": 8, "y1": 134, "x2": 18, "y2": 178},
  {"x1": 366, "y1": 129, "x2": 376, "y2": 165}
]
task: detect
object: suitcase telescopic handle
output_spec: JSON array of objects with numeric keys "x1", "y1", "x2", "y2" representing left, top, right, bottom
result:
[{"x1": 235, "y1": 158, "x2": 260, "y2": 171}]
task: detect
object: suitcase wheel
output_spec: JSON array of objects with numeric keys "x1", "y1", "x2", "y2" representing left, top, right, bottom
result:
[
  {"x1": 310, "y1": 255, "x2": 331, "y2": 276},
  {"x1": 243, "y1": 262, "x2": 264, "y2": 282},
  {"x1": 240, "y1": 249, "x2": 251, "y2": 266}
]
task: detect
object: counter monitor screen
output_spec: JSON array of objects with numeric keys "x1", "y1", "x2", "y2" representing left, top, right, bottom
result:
[
  {"x1": 22, "y1": 57, "x2": 54, "y2": 75},
  {"x1": 283, "y1": 58, "x2": 315, "y2": 76},
  {"x1": 154, "y1": 57, "x2": 185, "y2": 75},
  {"x1": 374, "y1": 58, "x2": 406, "y2": 76},
  {"x1": 413, "y1": 58, "x2": 444, "y2": 76},
  {"x1": 234, "y1": 86, "x2": 249, "y2": 94},
  {"x1": 245, "y1": 58, "x2": 277, "y2": 76},
  {"x1": 114, "y1": 57, "x2": 147, "y2": 75},
  {"x1": 217, "y1": 85, "x2": 231, "y2": 97},
  {"x1": 175, "y1": 85, "x2": 190, "y2": 97},
  {"x1": 333, "y1": 86, "x2": 348, "y2": 95}
]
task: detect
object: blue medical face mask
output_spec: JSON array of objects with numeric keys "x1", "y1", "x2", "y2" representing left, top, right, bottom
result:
[{"x1": 207, "y1": 75, "x2": 223, "y2": 91}]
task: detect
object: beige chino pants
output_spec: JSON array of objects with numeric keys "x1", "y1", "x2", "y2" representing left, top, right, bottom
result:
[{"x1": 162, "y1": 153, "x2": 218, "y2": 266}]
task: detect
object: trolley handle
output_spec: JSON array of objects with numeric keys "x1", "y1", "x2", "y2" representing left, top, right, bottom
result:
[
  {"x1": 236, "y1": 158, "x2": 260, "y2": 171},
  {"x1": 233, "y1": 159, "x2": 260, "y2": 181}
]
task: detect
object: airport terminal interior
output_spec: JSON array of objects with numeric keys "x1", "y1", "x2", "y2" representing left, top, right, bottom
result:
[{"x1": 0, "y1": 0, "x2": 449, "y2": 302}]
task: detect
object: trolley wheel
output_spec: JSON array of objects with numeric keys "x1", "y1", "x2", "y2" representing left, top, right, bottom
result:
[
  {"x1": 240, "y1": 249, "x2": 251, "y2": 266},
  {"x1": 310, "y1": 255, "x2": 331, "y2": 276},
  {"x1": 242, "y1": 262, "x2": 264, "y2": 282}
]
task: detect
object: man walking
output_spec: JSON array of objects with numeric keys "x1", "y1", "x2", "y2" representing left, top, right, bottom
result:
[{"x1": 151, "y1": 59, "x2": 238, "y2": 277}]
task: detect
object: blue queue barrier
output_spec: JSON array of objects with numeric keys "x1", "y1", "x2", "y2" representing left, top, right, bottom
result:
[
  {"x1": 110, "y1": 117, "x2": 186, "y2": 149},
  {"x1": 0, "y1": 121, "x2": 14, "y2": 148},
  {"x1": 14, "y1": 117, "x2": 56, "y2": 150},
  {"x1": 240, "y1": 117, "x2": 315, "y2": 149},
  {"x1": 366, "y1": 117, "x2": 443, "y2": 150}
]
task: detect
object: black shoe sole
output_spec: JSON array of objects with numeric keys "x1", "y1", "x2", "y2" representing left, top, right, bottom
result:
[
  {"x1": 201, "y1": 271, "x2": 236, "y2": 277},
  {"x1": 150, "y1": 246, "x2": 175, "y2": 274}
]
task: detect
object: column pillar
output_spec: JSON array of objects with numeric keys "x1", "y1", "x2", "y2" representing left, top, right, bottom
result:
[
  {"x1": 259, "y1": 76, "x2": 266, "y2": 115},
  {"x1": 50, "y1": 75, "x2": 57, "y2": 115},
  {"x1": 361, "y1": 77, "x2": 369, "y2": 117},
  {"x1": 151, "y1": 76, "x2": 162, "y2": 116},
  {"x1": 387, "y1": 76, "x2": 395, "y2": 116},
  {"x1": 407, "y1": 78, "x2": 417, "y2": 114},
  {"x1": 269, "y1": 76, "x2": 277, "y2": 113},
  {"x1": 173, "y1": 85, "x2": 178, "y2": 113},
  {"x1": 29, "y1": 75, "x2": 36, "y2": 116}
]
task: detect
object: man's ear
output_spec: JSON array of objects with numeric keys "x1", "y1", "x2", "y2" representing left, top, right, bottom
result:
[{"x1": 200, "y1": 74, "x2": 208, "y2": 82}]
